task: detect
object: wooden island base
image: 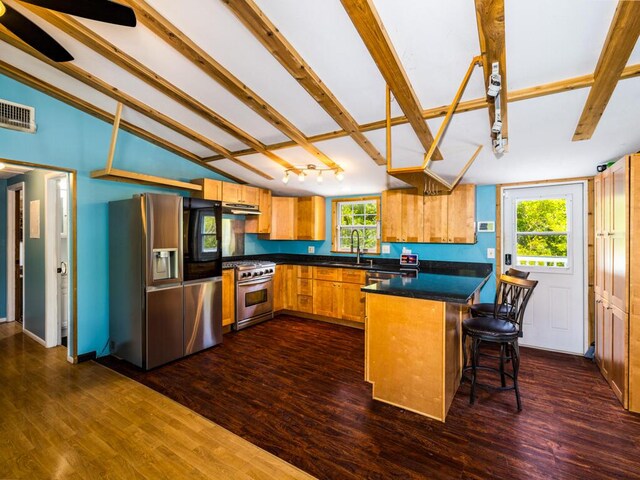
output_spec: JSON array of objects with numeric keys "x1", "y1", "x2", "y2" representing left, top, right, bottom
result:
[{"x1": 365, "y1": 293, "x2": 468, "y2": 422}]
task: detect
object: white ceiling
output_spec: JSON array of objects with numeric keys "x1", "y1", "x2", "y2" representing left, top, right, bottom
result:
[{"x1": 2, "y1": 0, "x2": 639, "y2": 196}]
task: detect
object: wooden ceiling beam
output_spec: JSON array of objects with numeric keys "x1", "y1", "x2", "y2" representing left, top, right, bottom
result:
[
  {"x1": 474, "y1": 0, "x2": 508, "y2": 142},
  {"x1": 20, "y1": 2, "x2": 298, "y2": 174},
  {"x1": 573, "y1": 0, "x2": 640, "y2": 141},
  {"x1": 0, "y1": 27, "x2": 271, "y2": 180},
  {"x1": 340, "y1": 0, "x2": 443, "y2": 160},
  {"x1": 0, "y1": 57, "x2": 246, "y2": 183},
  {"x1": 206, "y1": 62, "x2": 640, "y2": 160},
  {"x1": 222, "y1": 0, "x2": 385, "y2": 166},
  {"x1": 125, "y1": 0, "x2": 341, "y2": 171}
]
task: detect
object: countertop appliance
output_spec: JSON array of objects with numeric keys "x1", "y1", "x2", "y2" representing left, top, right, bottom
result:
[
  {"x1": 223, "y1": 260, "x2": 275, "y2": 330},
  {"x1": 183, "y1": 198, "x2": 223, "y2": 355},
  {"x1": 109, "y1": 193, "x2": 185, "y2": 369}
]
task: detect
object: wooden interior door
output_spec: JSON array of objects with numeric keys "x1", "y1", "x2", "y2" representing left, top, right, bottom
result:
[
  {"x1": 609, "y1": 303, "x2": 628, "y2": 406},
  {"x1": 15, "y1": 189, "x2": 23, "y2": 324},
  {"x1": 594, "y1": 175, "x2": 605, "y2": 296},
  {"x1": 609, "y1": 159, "x2": 628, "y2": 311}
]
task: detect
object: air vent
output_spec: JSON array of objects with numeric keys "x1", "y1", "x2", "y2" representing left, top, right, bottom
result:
[{"x1": 0, "y1": 99, "x2": 36, "y2": 133}]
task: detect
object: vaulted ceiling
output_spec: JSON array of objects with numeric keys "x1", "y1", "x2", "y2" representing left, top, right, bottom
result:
[{"x1": 1, "y1": 0, "x2": 639, "y2": 196}]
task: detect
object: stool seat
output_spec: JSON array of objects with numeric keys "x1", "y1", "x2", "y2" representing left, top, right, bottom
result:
[
  {"x1": 463, "y1": 316, "x2": 518, "y2": 342},
  {"x1": 469, "y1": 302, "x2": 513, "y2": 318}
]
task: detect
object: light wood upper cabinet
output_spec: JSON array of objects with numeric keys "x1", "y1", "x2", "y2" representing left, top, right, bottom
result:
[
  {"x1": 297, "y1": 196, "x2": 326, "y2": 240},
  {"x1": 222, "y1": 269, "x2": 235, "y2": 327},
  {"x1": 246, "y1": 188, "x2": 272, "y2": 234},
  {"x1": 381, "y1": 189, "x2": 423, "y2": 242},
  {"x1": 242, "y1": 186, "x2": 260, "y2": 205},
  {"x1": 381, "y1": 189, "x2": 403, "y2": 242},
  {"x1": 423, "y1": 195, "x2": 448, "y2": 243},
  {"x1": 191, "y1": 178, "x2": 222, "y2": 201},
  {"x1": 264, "y1": 197, "x2": 297, "y2": 240},
  {"x1": 447, "y1": 184, "x2": 476, "y2": 244},
  {"x1": 222, "y1": 182, "x2": 243, "y2": 203}
]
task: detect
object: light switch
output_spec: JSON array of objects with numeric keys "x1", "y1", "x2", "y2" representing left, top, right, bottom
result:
[
  {"x1": 308, "y1": 246, "x2": 315, "y2": 254},
  {"x1": 382, "y1": 244, "x2": 391, "y2": 254},
  {"x1": 487, "y1": 248, "x2": 495, "y2": 259}
]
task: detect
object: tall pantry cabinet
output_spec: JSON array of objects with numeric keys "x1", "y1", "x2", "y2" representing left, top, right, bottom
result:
[{"x1": 594, "y1": 154, "x2": 640, "y2": 412}]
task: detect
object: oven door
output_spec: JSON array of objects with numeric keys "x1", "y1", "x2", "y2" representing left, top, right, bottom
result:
[{"x1": 236, "y1": 277, "x2": 273, "y2": 326}]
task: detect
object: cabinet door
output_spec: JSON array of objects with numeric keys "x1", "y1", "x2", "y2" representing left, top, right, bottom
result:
[
  {"x1": 341, "y1": 268, "x2": 366, "y2": 284},
  {"x1": 283, "y1": 265, "x2": 297, "y2": 310},
  {"x1": 402, "y1": 191, "x2": 424, "y2": 242},
  {"x1": 603, "y1": 171, "x2": 613, "y2": 298},
  {"x1": 381, "y1": 190, "x2": 403, "y2": 242},
  {"x1": 246, "y1": 189, "x2": 272, "y2": 234},
  {"x1": 273, "y1": 265, "x2": 284, "y2": 311},
  {"x1": 609, "y1": 160, "x2": 628, "y2": 311},
  {"x1": 595, "y1": 295, "x2": 606, "y2": 373},
  {"x1": 269, "y1": 197, "x2": 297, "y2": 240},
  {"x1": 192, "y1": 178, "x2": 222, "y2": 200},
  {"x1": 314, "y1": 267, "x2": 341, "y2": 281},
  {"x1": 313, "y1": 280, "x2": 342, "y2": 318},
  {"x1": 447, "y1": 184, "x2": 476, "y2": 243},
  {"x1": 222, "y1": 269, "x2": 235, "y2": 326},
  {"x1": 297, "y1": 196, "x2": 326, "y2": 240},
  {"x1": 341, "y1": 282, "x2": 365, "y2": 322},
  {"x1": 594, "y1": 175, "x2": 604, "y2": 295},
  {"x1": 242, "y1": 186, "x2": 260, "y2": 205},
  {"x1": 422, "y1": 195, "x2": 447, "y2": 243},
  {"x1": 609, "y1": 304, "x2": 628, "y2": 406},
  {"x1": 222, "y1": 183, "x2": 243, "y2": 203},
  {"x1": 423, "y1": 195, "x2": 447, "y2": 243}
]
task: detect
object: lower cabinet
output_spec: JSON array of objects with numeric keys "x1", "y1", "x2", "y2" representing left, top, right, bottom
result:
[
  {"x1": 222, "y1": 269, "x2": 235, "y2": 327},
  {"x1": 313, "y1": 280, "x2": 343, "y2": 318},
  {"x1": 596, "y1": 293, "x2": 628, "y2": 406},
  {"x1": 340, "y1": 282, "x2": 365, "y2": 323}
]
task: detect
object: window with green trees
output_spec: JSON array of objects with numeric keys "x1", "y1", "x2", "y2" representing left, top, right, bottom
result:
[
  {"x1": 332, "y1": 197, "x2": 380, "y2": 253},
  {"x1": 515, "y1": 198, "x2": 569, "y2": 268}
]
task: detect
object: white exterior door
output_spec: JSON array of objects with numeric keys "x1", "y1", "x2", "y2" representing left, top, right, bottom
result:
[{"x1": 502, "y1": 183, "x2": 586, "y2": 354}]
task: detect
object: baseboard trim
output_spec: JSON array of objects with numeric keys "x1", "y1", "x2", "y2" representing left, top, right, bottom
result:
[
  {"x1": 277, "y1": 310, "x2": 364, "y2": 330},
  {"x1": 77, "y1": 351, "x2": 97, "y2": 363},
  {"x1": 67, "y1": 356, "x2": 76, "y2": 364},
  {"x1": 23, "y1": 328, "x2": 47, "y2": 346},
  {"x1": 0, "y1": 317, "x2": 7, "y2": 323}
]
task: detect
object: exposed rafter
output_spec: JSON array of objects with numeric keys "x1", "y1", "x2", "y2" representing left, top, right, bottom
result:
[
  {"x1": 125, "y1": 0, "x2": 342, "y2": 171},
  {"x1": 19, "y1": 1, "x2": 299, "y2": 175},
  {"x1": 0, "y1": 58, "x2": 245, "y2": 183},
  {"x1": 474, "y1": 0, "x2": 508, "y2": 142},
  {"x1": 340, "y1": 0, "x2": 443, "y2": 160},
  {"x1": 0, "y1": 26, "x2": 271, "y2": 179},
  {"x1": 222, "y1": 0, "x2": 385, "y2": 166},
  {"x1": 573, "y1": 0, "x2": 640, "y2": 141},
  {"x1": 208, "y1": 63, "x2": 640, "y2": 160}
]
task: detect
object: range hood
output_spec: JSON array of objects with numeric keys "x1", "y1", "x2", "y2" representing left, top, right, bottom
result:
[{"x1": 222, "y1": 202, "x2": 261, "y2": 215}]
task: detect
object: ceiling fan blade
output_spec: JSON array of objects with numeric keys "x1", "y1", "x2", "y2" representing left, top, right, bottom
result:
[
  {"x1": 0, "y1": 4, "x2": 73, "y2": 61},
  {"x1": 19, "y1": 0, "x2": 136, "y2": 27}
]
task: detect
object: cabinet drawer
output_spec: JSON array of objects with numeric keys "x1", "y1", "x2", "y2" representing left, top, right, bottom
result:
[
  {"x1": 297, "y1": 265, "x2": 313, "y2": 279},
  {"x1": 297, "y1": 295, "x2": 313, "y2": 313},
  {"x1": 341, "y1": 269, "x2": 366, "y2": 284},
  {"x1": 297, "y1": 278, "x2": 313, "y2": 295},
  {"x1": 314, "y1": 267, "x2": 341, "y2": 281}
]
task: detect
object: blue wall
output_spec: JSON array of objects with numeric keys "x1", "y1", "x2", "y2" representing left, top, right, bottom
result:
[
  {"x1": 246, "y1": 186, "x2": 497, "y2": 302},
  {"x1": 0, "y1": 73, "x2": 231, "y2": 356}
]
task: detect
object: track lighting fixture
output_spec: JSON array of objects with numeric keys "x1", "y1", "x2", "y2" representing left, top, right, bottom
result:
[{"x1": 281, "y1": 164, "x2": 344, "y2": 186}]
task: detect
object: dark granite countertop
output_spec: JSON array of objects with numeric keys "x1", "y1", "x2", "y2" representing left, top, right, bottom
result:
[
  {"x1": 360, "y1": 272, "x2": 490, "y2": 304},
  {"x1": 223, "y1": 253, "x2": 492, "y2": 278}
]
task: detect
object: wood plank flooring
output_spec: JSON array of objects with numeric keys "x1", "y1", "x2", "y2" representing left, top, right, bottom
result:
[
  {"x1": 99, "y1": 314, "x2": 640, "y2": 480},
  {"x1": 0, "y1": 321, "x2": 314, "y2": 480}
]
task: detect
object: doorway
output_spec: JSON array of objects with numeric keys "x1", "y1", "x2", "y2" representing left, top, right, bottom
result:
[
  {"x1": 6, "y1": 183, "x2": 24, "y2": 326},
  {"x1": 502, "y1": 182, "x2": 587, "y2": 354},
  {"x1": 45, "y1": 173, "x2": 70, "y2": 348}
]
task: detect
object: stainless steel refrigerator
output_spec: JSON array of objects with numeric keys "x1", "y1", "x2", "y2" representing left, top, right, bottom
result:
[{"x1": 108, "y1": 194, "x2": 177, "y2": 369}]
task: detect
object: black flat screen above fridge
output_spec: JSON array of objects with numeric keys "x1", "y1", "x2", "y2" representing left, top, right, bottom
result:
[{"x1": 183, "y1": 197, "x2": 222, "y2": 281}]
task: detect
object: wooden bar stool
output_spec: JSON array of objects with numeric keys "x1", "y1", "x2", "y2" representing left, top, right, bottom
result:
[
  {"x1": 469, "y1": 268, "x2": 530, "y2": 318},
  {"x1": 462, "y1": 274, "x2": 538, "y2": 411}
]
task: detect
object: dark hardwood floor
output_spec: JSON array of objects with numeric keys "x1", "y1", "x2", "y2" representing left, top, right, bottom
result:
[{"x1": 99, "y1": 315, "x2": 640, "y2": 480}]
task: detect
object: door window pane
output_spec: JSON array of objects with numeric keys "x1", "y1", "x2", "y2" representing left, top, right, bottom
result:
[{"x1": 515, "y1": 198, "x2": 569, "y2": 269}]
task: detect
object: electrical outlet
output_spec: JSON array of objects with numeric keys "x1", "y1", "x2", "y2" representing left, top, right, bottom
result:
[
  {"x1": 308, "y1": 246, "x2": 315, "y2": 254},
  {"x1": 487, "y1": 248, "x2": 495, "y2": 259},
  {"x1": 381, "y1": 244, "x2": 391, "y2": 254}
]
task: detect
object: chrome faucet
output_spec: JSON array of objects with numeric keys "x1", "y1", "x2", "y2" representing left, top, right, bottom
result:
[{"x1": 350, "y1": 229, "x2": 362, "y2": 264}]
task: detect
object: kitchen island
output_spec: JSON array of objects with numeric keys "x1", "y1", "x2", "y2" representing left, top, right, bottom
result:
[{"x1": 362, "y1": 272, "x2": 490, "y2": 422}]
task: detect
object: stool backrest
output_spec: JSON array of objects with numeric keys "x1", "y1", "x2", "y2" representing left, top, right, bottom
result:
[
  {"x1": 505, "y1": 268, "x2": 530, "y2": 280},
  {"x1": 494, "y1": 274, "x2": 538, "y2": 330}
]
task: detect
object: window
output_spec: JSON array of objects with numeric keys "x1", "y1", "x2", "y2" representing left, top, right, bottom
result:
[
  {"x1": 332, "y1": 197, "x2": 380, "y2": 253},
  {"x1": 515, "y1": 198, "x2": 569, "y2": 269},
  {"x1": 201, "y1": 214, "x2": 218, "y2": 253}
]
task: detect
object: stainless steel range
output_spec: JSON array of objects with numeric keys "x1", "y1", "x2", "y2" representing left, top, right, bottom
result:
[{"x1": 223, "y1": 260, "x2": 276, "y2": 330}]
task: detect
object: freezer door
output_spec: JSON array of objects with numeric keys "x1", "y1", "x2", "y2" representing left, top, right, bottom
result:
[
  {"x1": 184, "y1": 278, "x2": 222, "y2": 355},
  {"x1": 145, "y1": 194, "x2": 183, "y2": 286},
  {"x1": 146, "y1": 285, "x2": 184, "y2": 369}
]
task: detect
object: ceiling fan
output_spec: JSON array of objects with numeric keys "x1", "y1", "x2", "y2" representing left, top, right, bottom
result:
[{"x1": 0, "y1": 0, "x2": 136, "y2": 62}]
